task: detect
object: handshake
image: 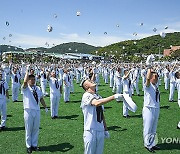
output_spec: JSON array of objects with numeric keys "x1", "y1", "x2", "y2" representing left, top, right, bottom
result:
[
  {"x1": 114, "y1": 94, "x2": 123, "y2": 101},
  {"x1": 146, "y1": 54, "x2": 155, "y2": 66}
]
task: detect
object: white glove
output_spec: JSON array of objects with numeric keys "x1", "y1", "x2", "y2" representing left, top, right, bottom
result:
[
  {"x1": 114, "y1": 94, "x2": 123, "y2": 101},
  {"x1": 146, "y1": 55, "x2": 155, "y2": 66},
  {"x1": 104, "y1": 131, "x2": 110, "y2": 138},
  {"x1": 45, "y1": 108, "x2": 48, "y2": 113}
]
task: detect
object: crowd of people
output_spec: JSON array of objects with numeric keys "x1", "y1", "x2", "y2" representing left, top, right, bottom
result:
[{"x1": 0, "y1": 57, "x2": 180, "y2": 153}]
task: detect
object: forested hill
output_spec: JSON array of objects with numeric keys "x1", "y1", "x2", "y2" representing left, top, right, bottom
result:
[{"x1": 93, "y1": 32, "x2": 180, "y2": 56}]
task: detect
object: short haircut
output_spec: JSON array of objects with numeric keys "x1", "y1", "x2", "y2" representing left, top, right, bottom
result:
[
  {"x1": 151, "y1": 71, "x2": 158, "y2": 78},
  {"x1": 28, "y1": 74, "x2": 35, "y2": 79},
  {"x1": 175, "y1": 71, "x2": 180, "y2": 79},
  {"x1": 80, "y1": 77, "x2": 89, "y2": 91}
]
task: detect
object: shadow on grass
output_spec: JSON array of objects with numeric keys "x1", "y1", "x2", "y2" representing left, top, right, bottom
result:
[
  {"x1": 160, "y1": 105, "x2": 170, "y2": 109},
  {"x1": 69, "y1": 100, "x2": 81, "y2": 103},
  {"x1": 158, "y1": 143, "x2": 180, "y2": 150},
  {"x1": 40, "y1": 107, "x2": 50, "y2": 109},
  {"x1": 4, "y1": 127, "x2": 42, "y2": 131},
  {"x1": 7, "y1": 115, "x2": 13, "y2": 117},
  {"x1": 104, "y1": 106, "x2": 112, "y2": 109},
  {"x1": 107, "y1": 126, "x2": 127, "y2": 132},
  {"x1": 130, "y1": 114, "x2": 142, "y2": 118},
  {"x1": 58, "y1": 115, "x2": 79, "y2": 120},
  {"x1": 39, "y1": 142, "x2": 74, "y2": 152},
  {"x1": 4, "y1": 126, "x2": 25, "y2": 131},
  {"x1": 14, "y1": 100, "x2": 23, "y2": 102}
]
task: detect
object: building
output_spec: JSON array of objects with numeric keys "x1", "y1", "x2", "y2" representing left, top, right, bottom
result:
[
  {"x1": 163, "y1": 46, "x2": 180, "y2": 56},
  {"x1": 1, "y1": 50, "x2": 103, "y2": 63}
]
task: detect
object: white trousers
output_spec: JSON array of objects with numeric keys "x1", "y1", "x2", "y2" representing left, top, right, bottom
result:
[
  {"x1": 63, "y1": 86, "x2": 70, "y2": 102},
  {"x1": 178, "y1": 89, "x2": 180, "y2": 107},
  {"x1": 70, "y1": 81, "x2": 74, "y2": 93},
  {"x1": 112, "y1": 81, "x2": 116, "y2": 93},
  {"x1": 110, "y1": 76, "x2": 114, "y2": 88},
  {"x1": 169, "y1": 82, "x2": 175, "y2": 101},
  {"x1": 40, "y1": 81, "x2": 47, "y2": 96},
  {"x1": 5, "y1": 75, "x2": 10, "y2": 84},
  {"x1": 12, "y1": 84, "x2": 20, "y2": 101},
  {"x1": 123, "y1": 92, "x2": 131, "y2": 116},
  {"x1": 143, "y1": 107, "x2": 159, "y2": 148},
  {"x1": 83, "y1": 130, "x2": 104, "y2": 154},
  {"x1": 0, "y1": 99, "x2": 7, "y2": 127},
  {"x1": 164, "y1": 78, "x2": 169, "y2": 90},
  {"x1": 24, "y1": 109, "x2": 40, "y2": 148},
  {"x1": 104, "y1": 74, "x2": 108, "y2": 84},
  {"x1": 95, "y1": 74, "x2": 99, "y2": 85},
  {"x1": 133, "y1": 81, "x2": 140, "y2": 95},
  {"x1": 76, "y1": 74, "x2": 80, "y2": 83},
  {"x1": 50, "y1": 93, "x2": 60, "y2": 117}
]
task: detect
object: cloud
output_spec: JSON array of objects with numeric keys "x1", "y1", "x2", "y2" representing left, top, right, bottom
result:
[{"x1": 10, "y1": 32, "x2": 127, "y2": 48}]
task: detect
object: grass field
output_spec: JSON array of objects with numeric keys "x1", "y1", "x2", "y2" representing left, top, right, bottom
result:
[{"x1": 0, "y1": 77, "x2": 180, "y2": 154}]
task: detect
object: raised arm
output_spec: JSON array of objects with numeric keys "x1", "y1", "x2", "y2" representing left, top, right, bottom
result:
[
  {"x1": 22, "y1": 66, "x2": 30, "y2": 89},
  {"x1": 145, "y1": 68, "x2": 151, "y2": 87}
]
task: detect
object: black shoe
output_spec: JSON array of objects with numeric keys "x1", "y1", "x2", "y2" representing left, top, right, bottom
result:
[
  {"x1": 31, "y1": 146, "x2": 39, "y2": 151},
  {"x1": 27, "y1": 147, "x2": 32, "y2": 154},
  {"x1": 13, "y1": 100, "x2": 18, "y2": 102},
  {"x1": 152, "y1": 146, "x2": 160, "y2": 150},
  {"x1": 54, "y1": 116, "x2": 58, "y2": 119},
  {"x1": 177, "y1": 126, "x2": 180, "y2": 129},
  {"x1": 0, "y1": 126, "x2": 5, "y2": 131},
  {"x1": 51, "y1": 116, "x2": 55, "y2": 119},
  {"x1": 123, "y1": 115, "x2": 130, "y2": 118},
  {"x1": 145, "y1": 147, "x2": 155, "y2": 153}
]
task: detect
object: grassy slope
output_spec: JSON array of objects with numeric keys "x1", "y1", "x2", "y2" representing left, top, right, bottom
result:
[{"x1": 0, "y1": 77, "x2": 179, "y2": 154}]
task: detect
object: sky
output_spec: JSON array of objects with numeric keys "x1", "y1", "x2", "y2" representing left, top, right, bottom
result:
[{"x1": 0, "y1": 0, "x2": 180, "y2": 49}]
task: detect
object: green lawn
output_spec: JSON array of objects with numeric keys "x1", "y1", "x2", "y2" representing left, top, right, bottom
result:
[{"x1": 0, "y1": 77, "x2": 179, "y2": 154}]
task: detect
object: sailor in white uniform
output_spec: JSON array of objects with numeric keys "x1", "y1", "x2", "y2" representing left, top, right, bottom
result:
[
  {"x1": 63, "y1": 69, "x2": 70, "y2": 102},
  {"x1": 163, "y1": 66, "x2": 170, "y2": 90},
  {"x1": 22, "y1": 67, "x2": 48, "y2": 154},
  {"x1": 103, "y1": 67, "x2": 109, "y2": 84},
  {"x1": 0, "y1": 71, "x2": 9, "y2": 130},
  {"x1": 122, "y1": 69, "x2": 132, "y2": 118},
  {"x1": 39, "y1": 68, "x2": 48, "y2": 96},
  {"x1": 115, "y1": 67, "x2": 122, "y2": 94},
  {"x1": 47, "y1": 70, "x2": 62, "y2": 119},
  {"x1": 11, "y1": 67, "x2": 21, "y2": 102},
  {"x1": 143, "y1": 67, "x2": 161, "y2": 153},
  {"x1": 175, "y1": 71, "x2": 180, "y2": 129},
  {"x1": 169, "y1": 64, "x2": 177, "y2": 102},
  {"x1": 75, "y1": 67, "x2": 81, "y2": 84},
  {"x1": 69, "y1": 69, "x2": 74, "y2": 93},
  {"x1": 132, "y1": 66, "x2": 140, "y2": 96},
  {"x1": 109, "y1": 66, "x2": 114, "y2": 88},
  {"x1": 80, "y1": 78, "x2": 122, "y2": 154}
]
